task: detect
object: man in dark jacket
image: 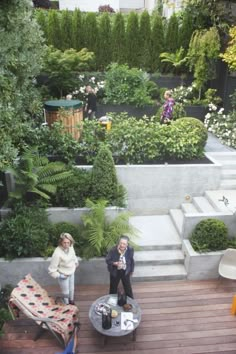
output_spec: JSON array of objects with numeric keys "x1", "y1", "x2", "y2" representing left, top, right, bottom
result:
[
  {"x1": 85, "y1": 85, "x2": 97, "y2": 119},
  {"x1": 106, "y1": 236, "x2": 134, "y2": 298}
]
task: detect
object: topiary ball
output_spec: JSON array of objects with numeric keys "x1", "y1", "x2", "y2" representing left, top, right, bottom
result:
[{"x1": 190, "y1": 218, "x2": 228, "y2": 252}]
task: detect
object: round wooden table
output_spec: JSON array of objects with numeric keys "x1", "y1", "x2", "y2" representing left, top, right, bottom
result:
[{"x1": 88, "y1": 294, "x2": 142, "y2": 344}]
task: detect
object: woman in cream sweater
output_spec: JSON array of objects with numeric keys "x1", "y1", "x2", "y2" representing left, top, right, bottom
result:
[{"x1": 48, "y1": 233, "x2": 79, "y2": 305}]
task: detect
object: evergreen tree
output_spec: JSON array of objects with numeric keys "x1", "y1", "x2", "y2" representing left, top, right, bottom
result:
[
  {"x1": 72, "y1": 8, "x2": 83, "y2": 50},
  {"x1": 35, "y1": 9, "x2": 48, "y2": 42},
  {"x1": 83, "y1": 12, "x2": 98, "y2": 55},
  {"x1": 90, "y1": 144, "x2": 119, "y2": 204},
  {"x1": 165, "y1": 13, "x2": 179, "y2": 53},
  {"x1": 47, "y1": 9, "x2": 61, "y2": 49},
  {"x1": 60, "y1": 9, "x2": 73, "y2": 50},
  {"x1": 97, "y1": 12, "x2": 112, "y2": 70},
  {"x1": 178, "y1": 11, "x2": 194, "y2": 51},
  {"x1": 150, "y1": 14, "x2": 165, "y2": 72},
  {"x1": 139, "y1": 10, "x2": 151, "y2": 71},
  {"x1": 126, "y1": 12, "x2": 140, "y2": 68},
  {"x1": 112, "y1": 12, "x2": 126, "y2": 64}
]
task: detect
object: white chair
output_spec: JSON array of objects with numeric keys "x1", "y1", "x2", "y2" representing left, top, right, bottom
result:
[{"x1": 219, "y1": 248, "x2": 236, "y2": 280}]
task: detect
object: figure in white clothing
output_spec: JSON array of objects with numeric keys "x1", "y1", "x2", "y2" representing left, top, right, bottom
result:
[{"x1": 48, "y1": 233, "x2": 79, "y2": 305}]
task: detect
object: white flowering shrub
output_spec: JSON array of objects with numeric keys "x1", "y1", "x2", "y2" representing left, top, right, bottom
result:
[
  {"x1": 70, "y1": 73, "x2": 105, "y2": 101},
  {"x1": 204, "y1": 105, "x2": 236, "y2": 148}
]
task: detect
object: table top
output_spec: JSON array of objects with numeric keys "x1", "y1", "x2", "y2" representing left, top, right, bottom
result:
[{"x1": 88, "y1": 294, "x2": 142, "y2": 337}]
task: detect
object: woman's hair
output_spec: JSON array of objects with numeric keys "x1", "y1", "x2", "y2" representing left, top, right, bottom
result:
[
  {"x1": 165, "y1": 90, "x2": 172, "y2": 97},
  {"x1": 59, "y1": 232, "x2": 75, "y2": 246}
]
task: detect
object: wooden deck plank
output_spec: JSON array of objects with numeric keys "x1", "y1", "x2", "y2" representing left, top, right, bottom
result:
[{"x1": 1, "y1": 279, "x2": 236, "y2": 354}]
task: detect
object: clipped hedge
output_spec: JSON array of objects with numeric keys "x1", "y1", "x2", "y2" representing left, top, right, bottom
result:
[
  {"x1": 79, "y1": 115, "x2": 207, "y2": 164},
  {"x1": 190, "y1": 218, "x2": 229, "y2": 252}
]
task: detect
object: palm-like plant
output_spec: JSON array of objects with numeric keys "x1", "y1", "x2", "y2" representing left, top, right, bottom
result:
[
  {"x1": 160, "y1": 47, "x2": 189, "y2": 73},
  {"x1": 8, "y1": 148, "x2": 72, "y2": 202},
  {"x1": 81, "y1": 199, "x2": 138, "y2": 259}
]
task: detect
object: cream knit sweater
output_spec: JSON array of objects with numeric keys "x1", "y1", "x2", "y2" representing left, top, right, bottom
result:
[{"x1": 48, "y1": 246, "x2": 79, "y2": 279}]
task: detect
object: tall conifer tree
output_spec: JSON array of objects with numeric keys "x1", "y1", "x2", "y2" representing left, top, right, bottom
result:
[
  {"x1": 150, "y1": 14, "x2": 165, "y2": 72},
  {"x1": 47, "y1": 10, "x2": 61, "y2": 49},
  {"x1": 178, "y1": 11, "x2": 194, "y2": 51},
  {"x1": 112, "y1": 12, "x2": 126, "y2": 64},
  {"x1": 72, "y1": 8, "x2": 83, "y2": 50},
  {"x1": 35, "y1": 9, "x2": 48, "y2": 42},
  {"x1": 97, "y1": 13, "x2": 112, "y2": 70},
  {"x1": 126, "y1": 12, "x2": 140, "y2": 68},
  {"x1": 83, "y1": 12, "x2": 98, "y2": 54},
  {"x1": 60, "y1": 9, "x2": 73, "y2": 50},
  {"x1": 165, "y1": 13, "x2": 179, "y2": 52},
  {"x1": 139, "y1": 10, "x2": 151, "y2": 71}
]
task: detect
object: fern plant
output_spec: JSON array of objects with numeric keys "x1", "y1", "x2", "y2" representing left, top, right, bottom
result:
[
  {"x1": 81, "y1": 199, "x2": 138, "y2": 259},
  {"x1": 160, "y1": 47, "x2": 189, "y2": 74},
  {"x1": 8, "y1": 148, "x2": 72, "y2": 203}
]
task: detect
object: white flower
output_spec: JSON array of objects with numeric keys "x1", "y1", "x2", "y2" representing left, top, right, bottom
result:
[{"x1": 205, "y1": 113, "x2": 211, "y2": 119}]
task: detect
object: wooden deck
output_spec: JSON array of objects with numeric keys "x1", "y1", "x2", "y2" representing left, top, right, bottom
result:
[{"x1": 1, "y1": 279, "x2": 236, "y2": 354}]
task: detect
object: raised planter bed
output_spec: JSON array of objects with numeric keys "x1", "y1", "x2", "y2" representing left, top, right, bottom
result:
[
  {"x1": 0, "y1": 257, "x2": 108, "y2": 287},
  {"x1": 185, "y1": 105, "x2": 207, "y2": 121},
  {"x1": 97, "y1": 103, "x2": 157, "y2": 118},
  {"x1": 182, "y1": 239, "x2": 224, "y2": 280}
]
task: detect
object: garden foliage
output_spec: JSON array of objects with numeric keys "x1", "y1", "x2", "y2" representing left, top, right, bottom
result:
[{"x1": 190, "y1": 218, "x2": 229, "y2": 252}]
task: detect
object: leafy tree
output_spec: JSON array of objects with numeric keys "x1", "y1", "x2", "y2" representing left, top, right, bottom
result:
[
  {"x1": 43, "y1": 46, "x2": 95, "y2": 97},
  {"x1": 220, "y1": 26, "x2": 236, "y2": 71},
  {"x1": 97, "y1": 12, "x2": 112, "y2": 70},
  {"x1": 0, "y1": 0, "x2": 45, "y2": 171},
  {"x1": 60, "y1": 9, "x2": 73, "y2": 50},
  {"x1": 188, "y1": 27, "x2": 220, "y2": 97},
  {"x1": 139, "y1": 10, "x2": 151, "y2": 71},
  {"x1": 150, "y1": 14, "x2": 165, "y2": 72},
  {"x1": 112, "y1": 12, "x2": 126, "y2": 64},
  {"x1": 165, "y1": 13, "x2": 179, "y2": 53},
  {"x1": 126, "y1": 12, "x2": 140, "y2": 68},
  {"x1": 47, "y1": 9, "x2": 61, "y2": 49},
  {"x1": 72, "y1": 8, "x2": 83, "y2": 50}
]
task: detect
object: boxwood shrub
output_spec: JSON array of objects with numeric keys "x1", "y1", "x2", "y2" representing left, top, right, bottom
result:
[
  {"x1": 190, "y1": 218, "x2": 229, "y2": 252},
  {"x1": 79, "y1": 115, "x2": 208, "y2": 164}
]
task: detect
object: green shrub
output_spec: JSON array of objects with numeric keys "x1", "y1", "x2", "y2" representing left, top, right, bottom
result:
[
  {"x1": 49, "y1": 222, "x2": 84, "y2": 255},
  {"x1": 0, "y1": 204, "x2": 51, "y2": 259},
  {"x1": 90, "y1": 144, "x2": 126, "y2": 206},
  {"x1": 51, "y1": 167, "x2": 92, "y2": 208},
  {"x1": 104, "y1": 63, "x2": 153, "y2": 107},
  {"x1": 190, "y1": 218, "x2": 229, "y2": 252}
]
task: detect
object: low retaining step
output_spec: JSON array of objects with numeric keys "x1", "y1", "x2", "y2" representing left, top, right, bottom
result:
[
  {"x1": 219, "y1": 160, "x2": 236, "y2": 169},
  {"x1": 181, "y1": 203, "x2": 198, "y2": 214},
  {"x1": 133, "y1": 264, "x2": 187, "y2": 282},
  {"x1": 135, "y1": 249, "x2": 184, "y2": 265},
  {"x1": 220, "y1": 179, "x2": 236, "y2": 189},
  {"x1": 205, "y1": 190, "x2": 236, "y2": 213},
  {"x1": 207, "y1": 152, "x2": 236, "y2": 162},
  {"x1": 222, "y1": 170, "x2": 236, "y2": 179},
  {"x1": 193, "y1": 196, "x2": 216, "y2": 213},
  {"x1": 169, "y1": 209, "x2": 184, "y2": 235}
]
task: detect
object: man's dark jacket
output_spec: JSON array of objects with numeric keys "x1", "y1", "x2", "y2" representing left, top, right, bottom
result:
[{"x1": 106, "y1": 246, "x2": 135, "y2": 277}]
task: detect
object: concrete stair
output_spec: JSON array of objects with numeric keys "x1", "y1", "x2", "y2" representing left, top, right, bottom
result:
[
  {"x1": 207, "y1": 152, "x2": 236, "y2": 190},
  {"x1": 130, "y1": 215, "x2": 187, "y2": 282}
]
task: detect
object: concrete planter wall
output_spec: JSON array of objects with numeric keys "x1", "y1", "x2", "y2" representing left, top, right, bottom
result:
[
  {"x1": 182, "y1": 239, "x2": 224, "y2": 280},
  {"x1": 185, "y1": 105, "x2": 207, "y2": 121},
  {"x1": 0, "y1": 257, "x2": 108, "y2": 287}
]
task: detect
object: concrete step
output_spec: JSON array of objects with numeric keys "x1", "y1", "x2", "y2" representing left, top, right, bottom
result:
[
  {"x1": 219, "y1": 160, "x2": 236, "y2": 169},
  {"x1": 207, "y1": 152, "x2": 236, "y2": 162},
  {"x1": 181, "y1": 203, "x2": 198, "y2": 214},
  {"x1": 133, "y1": 264, "x2": 187, "y2": 282},
  {"x1": 220, "y1": 179, "x2": 236, "y2": 189},
  {"x1": 192, "y1": 196, "x2": 216, "y2": 213},
  {"x1": 169, "y1": 209, "x2": 184, "y2": 235},
  {"x1": 205, "y1": 190, "x2": 236, "y2": 213},
  {"x1": 130, "y1": 215, "x2": 182, "y2": 250},
  {"x1": 222, "y1": 170, "x2": 236, "y2": 180},
  {"x1": 135, "y1": 249, "x2": 184, "y2": 266}
]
